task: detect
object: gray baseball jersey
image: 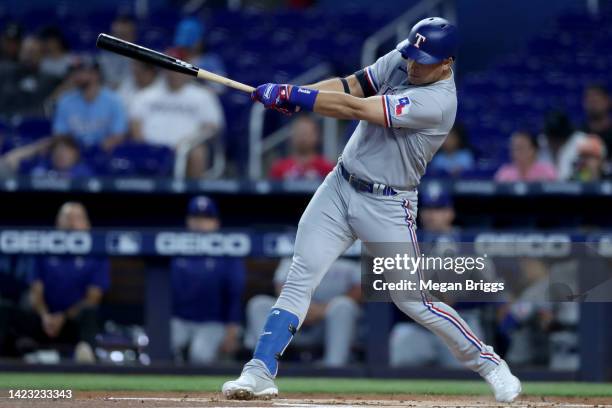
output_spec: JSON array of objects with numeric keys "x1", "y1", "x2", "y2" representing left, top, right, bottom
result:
[
  {"x1": 268, "y1": 51, "x2": 501, "y2": 378},
  {"x1": 341, "y1": 49, "x2": 457, "y2": 190}
]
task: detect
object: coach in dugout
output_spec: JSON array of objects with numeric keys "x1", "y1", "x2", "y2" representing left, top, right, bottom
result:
[
  {"x1": 24, "y1": 202, "x2": 109, "y2": 362},
  {"x1": 170, "y1": 196, "x2": 245, "y2": 364}
]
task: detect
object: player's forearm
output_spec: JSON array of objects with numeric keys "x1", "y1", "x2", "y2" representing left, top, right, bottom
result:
[{"x1": 314, "y1": 91, "x2": 385, "y2": 126}]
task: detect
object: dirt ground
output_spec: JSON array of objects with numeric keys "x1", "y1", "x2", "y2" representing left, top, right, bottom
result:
[{"x1": 1, "y1": 391, "x2": 611, "y2": 408}]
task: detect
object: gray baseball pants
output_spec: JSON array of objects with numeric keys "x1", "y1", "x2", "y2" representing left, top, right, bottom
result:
[{"x1": 274, "y1": 167, "x2": 500, "y2": 375}]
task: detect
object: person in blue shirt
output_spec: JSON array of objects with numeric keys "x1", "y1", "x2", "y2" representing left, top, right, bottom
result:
[
  {"x1": 429, "y1": 123, "x2": 475, "y2": 177},
  {"x1": 53, "y1": 56, "x2": 127, "y2": 151},
  {"x1": 171, "y1": 196, "x2": 246, "y2": 364},
  {"x1": 27, "y1": 202, "x2": 110, "y2": 362}
]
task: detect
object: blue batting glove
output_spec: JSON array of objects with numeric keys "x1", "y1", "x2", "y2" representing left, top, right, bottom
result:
[
  {"x1": 252, "y1": 83, "x2": 318, "y2": 112},
  {"x1": 252, "y1": 83, "x2": 290, "y2": 109}
]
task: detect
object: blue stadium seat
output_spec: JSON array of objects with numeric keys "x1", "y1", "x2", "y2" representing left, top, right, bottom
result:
[
  {"x1": 12, "y1": 117, "x2": 52, "y2": 147},
  {"x1": 106, "y1": 143, "x2": 174, "y2": 177}
]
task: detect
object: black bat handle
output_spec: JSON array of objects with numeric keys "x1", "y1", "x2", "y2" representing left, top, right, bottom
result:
[{"x1": 95, "y1": 33, "x2": 198, "y2": 77}]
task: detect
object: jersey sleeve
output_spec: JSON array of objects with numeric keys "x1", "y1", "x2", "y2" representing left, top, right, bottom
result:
[
  {"x1": 360, "y1": 50, "x2": 402, "y2": 95},
  {"x1": 382, "y1": 89, "x2": 443, "y2": 129}
]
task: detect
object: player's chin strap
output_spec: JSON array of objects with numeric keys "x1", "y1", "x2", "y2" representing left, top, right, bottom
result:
[{"x1": 253, "y1": 308, "x2": 299, "y2": 377}]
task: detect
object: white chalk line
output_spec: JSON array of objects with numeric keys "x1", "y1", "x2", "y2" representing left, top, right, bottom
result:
[{"x1": 104, "y1": 396, "x2": 611, "y2": 408}]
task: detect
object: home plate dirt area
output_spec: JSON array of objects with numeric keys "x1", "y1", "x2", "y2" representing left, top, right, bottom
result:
[{"x1": 3, "y1": 392, "x2": 611, "y2": 408}]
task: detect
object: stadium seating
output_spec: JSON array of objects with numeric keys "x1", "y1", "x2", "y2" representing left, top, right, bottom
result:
[
  {"x1": 2, "y1": 6, "x2": 612, "y2": 177},
  {"x1": 458, "y1": 10, "x2": 612, "y2": 168}
]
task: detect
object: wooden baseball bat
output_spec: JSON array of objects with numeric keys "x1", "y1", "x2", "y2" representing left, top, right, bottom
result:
[{"x1": 96, "y1": 33, "x2": 255, "y2": 93}]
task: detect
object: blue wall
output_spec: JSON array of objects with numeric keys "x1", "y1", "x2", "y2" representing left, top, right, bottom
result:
[{"x1": 456, "y1": 0, "x2": 585, "y2": 72}]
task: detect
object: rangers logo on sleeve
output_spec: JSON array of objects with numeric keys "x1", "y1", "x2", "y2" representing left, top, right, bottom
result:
[{"x1": 395, "y1": 97, "x2": 410, "y2": 115}]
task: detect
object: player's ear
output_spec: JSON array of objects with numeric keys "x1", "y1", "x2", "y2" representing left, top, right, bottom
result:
[{"x1": 443, "y1": 58, "x2": 453, "y2": 71}]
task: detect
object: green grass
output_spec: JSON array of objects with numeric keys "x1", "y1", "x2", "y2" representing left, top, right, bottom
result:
[{"x1": 0, "y1": 373, "x2": 611, "y2": 397}]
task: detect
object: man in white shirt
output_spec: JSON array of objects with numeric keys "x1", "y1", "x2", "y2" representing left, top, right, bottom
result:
[{"x1": 129, "y1": 48, "x2": 225, "y2": 178}]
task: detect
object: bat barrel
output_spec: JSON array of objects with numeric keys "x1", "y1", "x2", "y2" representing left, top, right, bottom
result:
[{"x1": 96, "y1": 33, "x2": 198, "y2": 77}]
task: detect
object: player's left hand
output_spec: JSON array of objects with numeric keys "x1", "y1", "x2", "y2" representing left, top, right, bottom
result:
[
  {"x1": 252, "y1": 83, "x2": 292, "y2": 108},
  {"x1": 252, "y1": 83, "x2": 300, "y2": 115}
]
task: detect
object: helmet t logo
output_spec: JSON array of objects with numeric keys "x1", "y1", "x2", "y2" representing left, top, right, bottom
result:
[{"x1": 414, "y1": 33, "x2": 427, "y2": 48}]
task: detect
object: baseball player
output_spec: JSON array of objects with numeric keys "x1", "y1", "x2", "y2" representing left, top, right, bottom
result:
[{"x1": 223, "y1": 17, "x2": 521, "y2": 403}]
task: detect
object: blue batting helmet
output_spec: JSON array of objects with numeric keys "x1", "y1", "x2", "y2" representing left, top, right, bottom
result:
[{"x1": 396, "y1": 17, "x2": 458, "y2": 64}]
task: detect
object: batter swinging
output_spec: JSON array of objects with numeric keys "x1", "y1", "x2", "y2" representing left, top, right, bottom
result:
[{"x1": 223, "y1": 17, "x2": 522, "y2": 403}]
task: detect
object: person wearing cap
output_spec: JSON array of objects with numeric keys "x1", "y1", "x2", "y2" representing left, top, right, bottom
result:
[
  {"x1": 173, "y1": 17, "x2": 227, "y2": 94},
  {"x1": 129, "y1": 48, "x2": 224, "y2": 179},
  {"x1": 52, "y1": 55, "x2": 127, "y2": 152},
  {"x1": 170, "y1": 196, "x2": 246, "y2": 364},
  {"x1": 571, "y1": 134, "x2": 610, "y2": 182}
]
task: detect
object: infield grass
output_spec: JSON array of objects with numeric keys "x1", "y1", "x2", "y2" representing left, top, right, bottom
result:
[{"x1": 0, "y1": 373, "x2": 611, "y2": 397}]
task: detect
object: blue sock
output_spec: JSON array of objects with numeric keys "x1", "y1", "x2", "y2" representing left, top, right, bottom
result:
[{"x1": 253, "y1": 308, "x2": 299, "y2": 377}]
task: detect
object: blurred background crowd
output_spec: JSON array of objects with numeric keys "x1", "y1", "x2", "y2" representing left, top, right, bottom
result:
[{"x1": 0, "y1": 0, "x2": 611, "y2": 378}]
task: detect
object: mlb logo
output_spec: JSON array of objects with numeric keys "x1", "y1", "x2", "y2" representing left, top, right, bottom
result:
[
  {"x1": 395, "y1": 97, "x2": 410, "y2": 115},
  {"x1": 107, "y1": 232, "x2": 142, "y2": 255}
]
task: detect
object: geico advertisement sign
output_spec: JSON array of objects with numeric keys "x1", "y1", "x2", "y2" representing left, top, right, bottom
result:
[
  {"x1": 474, "y1": 233, "x2": 571, "y2": 257},
  {"x1": 155, "y1": 232, "x2": 250, "y2": 256},
  {"x1": 0, "y1": 230, "x2": 92, "y2": 254}
]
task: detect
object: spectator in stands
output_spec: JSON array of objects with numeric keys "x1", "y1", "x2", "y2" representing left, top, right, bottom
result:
[
  {"x1": 0, "y1": 22, "x2": 22, "y2": 63},
  {"x1": 269, "y1": 115, "x2": 334, "y2": 181},
  {"x1": 390, "y1": 184, "x2": 488, "y2": 367},
  {"x1": 245, "y1": 257, "x2": 360, "y2": 367},
  {"x1": 39, "y1": 26, "x2": 72, "y2": 78},
  {"x1": 129, "y1": 48, "x2": 224, "y2": 179},
  {"x1": 0, "y1": 35, "x2": 61, "y2": 117},
  {"x1": 117, "y1": 61, "x2": 161, "y2": 109},
  {"x1": 571, "y1": 134, "x2": 610, "y2": 182},
  {"x1": 495, "y1": 130, "x2": 557, "y2": 182},
  {"x1": 538, "y1": 111, "x2": 586, "y2": 180},
  {"x1": 171, "y1": 196, "x2": 245, "y2": 364},
  {"x1": 173, "y1": 17, "x2": 227, "y2": 94},
  {"x1": 582, "y1": 85, "x2": 612, "y2": 156},
  {"x1": 30, "y1": 136, "x2": 93, "y2": 178},
  {"x1": 26, "y1": 202, "x2": 109, "y2": 362},
  {"x1": 99, "y1": 15, "x2": 137, "y2": 90},
  {"x1": 53, "y1": 55, "x2": 127, "y2": 151},
  {"x1": 429, "y1": 122, "x2": 474, "y2": 177}
]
